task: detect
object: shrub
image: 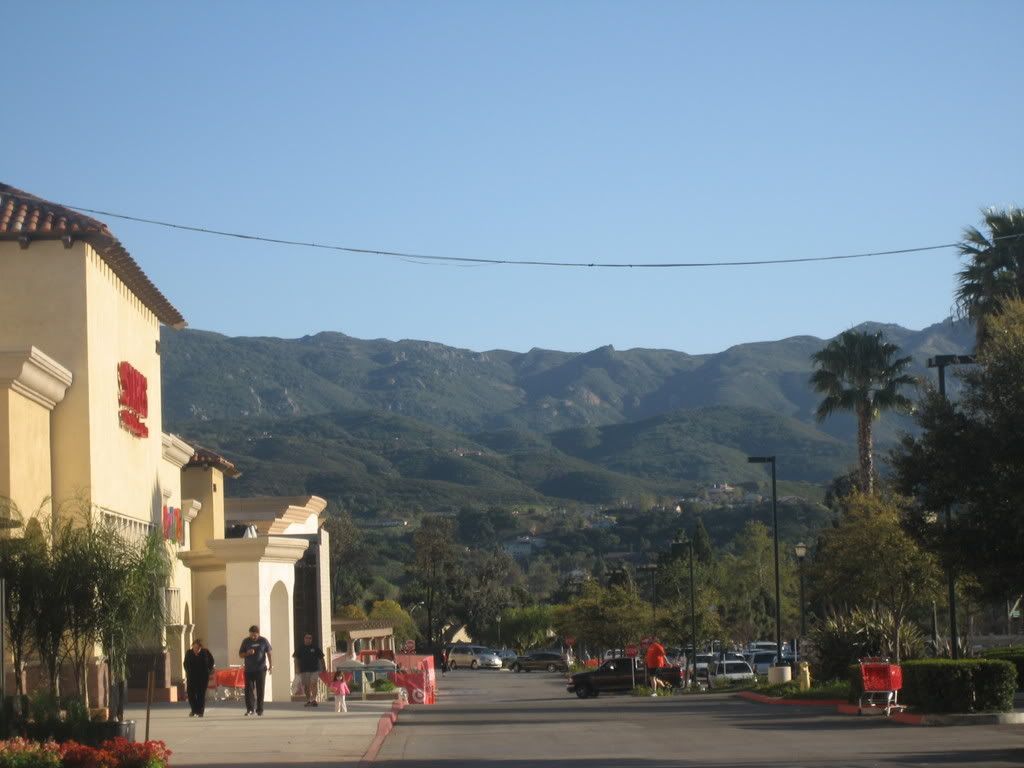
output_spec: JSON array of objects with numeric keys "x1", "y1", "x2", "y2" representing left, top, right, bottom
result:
[
  {"x1": 981, "y1": 647, "x2": 1024, "y2": 691},
  {"x1": 370, "y1": 679, "x2": 397, "y2": 693},
  {"x1": 850, "y1": 659, "x2": 1016, "y2": 713},
  {"x1": 100, "y1": 738, "x2": 172, "y2": 768},
  {"x1": 60, "y1": 743, "x2": 117, "y2": 768},
  {"x1": 0, "y1": 738, "x2": 62, "y2": 768},
  {"x1": 810, "y1": 608, "x2": 924, "y2": 682}
]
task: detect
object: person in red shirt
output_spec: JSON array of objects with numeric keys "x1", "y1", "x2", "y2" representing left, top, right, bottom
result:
[{"x1": 644, "y1": 640, "x2": 668, "y2": 696}]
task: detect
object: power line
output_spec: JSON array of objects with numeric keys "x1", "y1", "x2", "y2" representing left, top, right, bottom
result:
[{"x1": 59, "y1": 200, "x2": 1023, "y2": 270}]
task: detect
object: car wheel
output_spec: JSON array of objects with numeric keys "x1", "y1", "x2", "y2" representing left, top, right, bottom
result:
[
  {"x1": 470, "y1": 660, "x2": 479, "y2": 670},
  {"x1": 448, "y1": 660, "x2": 457, "y2": 670},
  {"x1": 546, "y1": 663, "x2": 558, "y2": 672},
  {"x1": 575, "y1": 685, "x2": 591, "y2": 699}
]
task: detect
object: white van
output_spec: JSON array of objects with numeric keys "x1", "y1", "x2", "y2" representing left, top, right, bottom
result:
[{"x1": 711, "y1": 660, "x2": 756, "y2": 684}]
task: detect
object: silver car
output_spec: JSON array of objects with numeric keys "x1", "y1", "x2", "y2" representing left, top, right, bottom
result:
[{"x1": 447, "y1": 644, "x2": 502, "y2": 670}]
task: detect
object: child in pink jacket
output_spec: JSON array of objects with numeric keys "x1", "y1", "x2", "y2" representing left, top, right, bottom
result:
[{"x1": 329, "y1": 670, "x2": 350, "y2": 713}]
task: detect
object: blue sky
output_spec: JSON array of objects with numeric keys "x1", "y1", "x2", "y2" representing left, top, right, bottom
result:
[{"x1": 6, "y1": 1, "x2": 1021, "y2": 354}]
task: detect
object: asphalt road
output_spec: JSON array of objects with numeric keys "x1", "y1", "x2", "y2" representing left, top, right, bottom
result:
[{"x1": 375, "y1": 668, "x2": 1024, "y2": 767}]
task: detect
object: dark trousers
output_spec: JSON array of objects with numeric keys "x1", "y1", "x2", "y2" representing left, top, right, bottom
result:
[
  {"x1": 244, "y1": 668, "x2": 267, "y2": 714},
  {"x1": 186, "y1": 675, "x2": 209, "y2": 715}
]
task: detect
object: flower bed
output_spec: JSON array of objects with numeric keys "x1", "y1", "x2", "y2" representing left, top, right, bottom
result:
[{"x1": 0, "y1": 738, "x2": 171, "y2": 768}]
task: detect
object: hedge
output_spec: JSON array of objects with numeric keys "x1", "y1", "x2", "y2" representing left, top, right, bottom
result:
[
  {"x1": 981, "y1": 647, "x2": 1024, "y2": 691},
  {"x1": 848, "y1": 659, "x2": 1017, "y2": 713}
]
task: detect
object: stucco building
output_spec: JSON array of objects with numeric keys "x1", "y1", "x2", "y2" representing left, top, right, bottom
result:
[{"x1": 0, "y1": 183, "x2": 333, "y2": 703}]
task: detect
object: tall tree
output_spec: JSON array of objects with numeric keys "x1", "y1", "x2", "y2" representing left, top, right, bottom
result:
[
  {"x1": 810, "y1": 330, "x2": 915, "y2": 494},
  {"x1": 809, "y1": 493, "x2": 941, "y2": 663},
  {"x1": 955, "y1": 207, "x2": 1024, "y2": 348},
  {"x1": 891, "y1": 299, "x2": 1024, "y2": 599},
  {"x1": 407, "y1": 516, "x2": 460, "y2": 650}
]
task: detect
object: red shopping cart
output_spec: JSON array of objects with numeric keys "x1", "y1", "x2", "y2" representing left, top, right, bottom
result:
[{"x1": 858, "y1": 657, "x2": 905, "y2": 716}]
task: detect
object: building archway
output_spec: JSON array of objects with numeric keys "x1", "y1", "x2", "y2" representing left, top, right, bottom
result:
[
  {"x1": 207, "y1": 586, "x2": 228, "y2": 667},
  {"x1": 270, "y1": 581, "x2": 292, "y2": 702}
]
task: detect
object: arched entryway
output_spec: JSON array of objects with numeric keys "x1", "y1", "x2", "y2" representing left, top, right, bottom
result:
[{"x1": 270, "y1": 581, "x2": 292, "y2": 702}]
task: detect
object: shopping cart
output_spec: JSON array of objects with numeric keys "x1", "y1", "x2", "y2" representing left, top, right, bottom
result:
[{"x1": 858, "y1": 657, "x2": 905, "y2": 716}]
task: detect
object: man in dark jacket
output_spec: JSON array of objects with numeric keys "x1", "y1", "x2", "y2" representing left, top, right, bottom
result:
[
  {"x1": 183, "y1": 638, "x2": 215, "y2": 717},
  {"x1": 292, "y1": 632, "x2": 326, "y2": 706},
  {"x1": 239, "y1": 625, "x2": 273, "y2": 716}
]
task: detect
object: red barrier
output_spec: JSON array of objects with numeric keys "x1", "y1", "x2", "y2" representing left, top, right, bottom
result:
[{"x1": 394, "y1": 654, "x2": 436, "y2": 704}]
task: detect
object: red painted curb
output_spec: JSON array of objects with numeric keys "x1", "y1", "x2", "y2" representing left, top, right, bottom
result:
[
  {"x1": 737, "y1": 691, "x2": 847, "y2": 707},
  {"x1": 359, "y1": 699, "x2": 408, "y2": 766}
]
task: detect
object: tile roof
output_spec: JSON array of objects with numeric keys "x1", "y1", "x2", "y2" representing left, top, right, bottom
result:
[
  {"x1": 185, "y1": 446, "x2": 242, "y2": 478},
  {"x1": 0, "y1": 183, "x2": 186, "y2": 328}
]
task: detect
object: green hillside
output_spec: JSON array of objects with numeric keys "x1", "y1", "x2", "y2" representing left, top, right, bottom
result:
[{"x1": 161, "y1": 317, "x2": 974, "y2": 517}]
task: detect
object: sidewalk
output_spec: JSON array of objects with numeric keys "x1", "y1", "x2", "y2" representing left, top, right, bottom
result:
[{"x1": 125, "y1": 697, "x2": 398, "y2": 767}]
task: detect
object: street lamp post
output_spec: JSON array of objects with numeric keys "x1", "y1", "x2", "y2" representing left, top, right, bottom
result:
[
  {"x1": 749, "y1": 455, "x2": 782, "y2": 666},
  {"x1": 672, "y1": 536, "x2": 698, "y2": 689},
  {"x1": 794, "y1": 542, "x2": 807, "y2": 641},
  {"x1": 927, "y1": 353, "x2": 976, "y2": 660}
]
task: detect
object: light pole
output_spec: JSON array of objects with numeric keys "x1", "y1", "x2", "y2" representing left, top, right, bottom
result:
[
  {"x1": 794, "y1": 542, "x2": 807, "y2": 642},
  {"x1": 749, "y1": 455, "x2": 782, "y2": 666},
  {"x1": 496, "y1": 615, "x2": 502, "y2": 648},
  {"x1": 927, "y1": 353, "x2": 976, "y2": 660},
  {"x1": 672, "y1": 536, "x2": 699, "y2": 688}
]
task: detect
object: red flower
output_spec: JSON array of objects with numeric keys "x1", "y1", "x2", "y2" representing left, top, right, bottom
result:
[
  {"x1": 61, "y1": 741, "x2": 119, "y2": 768},
  {"x1": 99, "y1": 738, "x2": 172, "y2": 768}
]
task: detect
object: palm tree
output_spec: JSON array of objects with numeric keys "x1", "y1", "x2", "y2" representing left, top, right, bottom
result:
[
  {"x1": 956, "y1": 207, "x2": 1024, "y2": 349},
  {"x1": 810, "y1": 330, "x2": 915, "y2": 495}
]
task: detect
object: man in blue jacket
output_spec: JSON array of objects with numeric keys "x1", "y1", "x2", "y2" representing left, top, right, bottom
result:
[{"x1": 239, "y1": 625, "x2": 273, "y2": 716}]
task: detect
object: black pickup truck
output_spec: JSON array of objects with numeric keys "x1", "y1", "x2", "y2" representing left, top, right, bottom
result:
[{"x1": 567, "y1": 657, "x2": 684, "y2": 698}]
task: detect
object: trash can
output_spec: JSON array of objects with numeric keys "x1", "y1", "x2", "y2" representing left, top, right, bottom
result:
[{"x1": 767, "y1": 665, "x2": 792, "y2": 684}]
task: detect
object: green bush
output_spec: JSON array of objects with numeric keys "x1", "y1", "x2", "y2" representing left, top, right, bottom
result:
[
  {"x1": 810, "y1": 608, "x2": 924, "y2": 682},
  {"x1": 371, "y1": 678, "x2": 397, "y2": 692},
  {"x1": 849, "y1": 659, "x2": 1016, "y2": 713},
  {"x1": 981, "y1": 647, "x2": 1024, "y2": 691}
]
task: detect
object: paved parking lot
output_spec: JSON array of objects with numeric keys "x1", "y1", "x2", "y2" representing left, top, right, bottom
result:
[{"x1": 377, "y1": 668, "x2": 1024, "y2": 767}]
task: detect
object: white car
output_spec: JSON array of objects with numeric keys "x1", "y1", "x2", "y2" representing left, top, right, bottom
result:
[
  {"x1": 447, "y1": 644, "x2": 502, "y2": 670},
  {"x1": 710, "y1": 660, "x2": 756, "y2": 684}
]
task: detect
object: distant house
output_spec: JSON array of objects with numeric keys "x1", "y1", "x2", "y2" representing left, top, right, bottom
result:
[{"x1": 704, "y1": 483, "x2": 739, "y2": 503}]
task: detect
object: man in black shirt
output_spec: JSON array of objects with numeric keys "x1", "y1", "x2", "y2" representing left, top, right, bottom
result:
[
  {"x1": 238, "y1": 625, "x2": 273, "y2": 716},
  {"x1": 183, "y1": 638, "x2": 215, "y2": 717},
  {"x1": 292, "y1": 632, "x2": 326, "y2": 706}
]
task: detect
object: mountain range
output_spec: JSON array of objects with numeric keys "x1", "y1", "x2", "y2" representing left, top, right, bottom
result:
[{"x1": 161, "y1": 318, "x2": 975, "y2": 513}]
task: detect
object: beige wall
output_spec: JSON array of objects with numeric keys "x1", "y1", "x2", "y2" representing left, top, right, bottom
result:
[
  {"x1": 0, "y1": 390, "x2": 51, "y2": 514},
  {"x1": 0, "y1": 241, "x2": 91, "y2": 512},
  {"x1": 84, "y1": 245, "x2": 163, "y2": 524},
  {"x1": 0, "y1": 241, "x2": 164, "y2": 525},
  {"x1": 183, "y1": 465, "x2": 225, "y2": 549}
]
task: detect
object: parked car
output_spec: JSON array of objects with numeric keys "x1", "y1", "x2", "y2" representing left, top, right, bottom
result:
[
  {"x1": 495, "y1": 648, "x2": 520, "y2": 668},
  {"x1": 746, "y1": 651, "x2": 795, "y2": 674},
  {"x1": 511, "y1": 651, "x2": 568, "y2": 673},
  {"x1": 447, "y1": 644, "x2": 502, "y2": 670},
  {"x1": 567, "y1": 657, "x2": 684, "y2": 698},
  {"x1": 710, "y1": 660, "x2": 756, "y2": 684},
  {"x1": 747, "y1": 640, "x2": 791, "y2": 654}
]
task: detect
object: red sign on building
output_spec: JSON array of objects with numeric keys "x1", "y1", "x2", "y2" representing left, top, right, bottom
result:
[{"x1": 117, "y1": 362, "x2": 149, "y2": 438}]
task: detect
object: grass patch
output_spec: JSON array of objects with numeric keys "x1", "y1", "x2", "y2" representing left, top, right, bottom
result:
[{"x1": 755, "y1": 679, "x2": 850, "y2": 700}]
